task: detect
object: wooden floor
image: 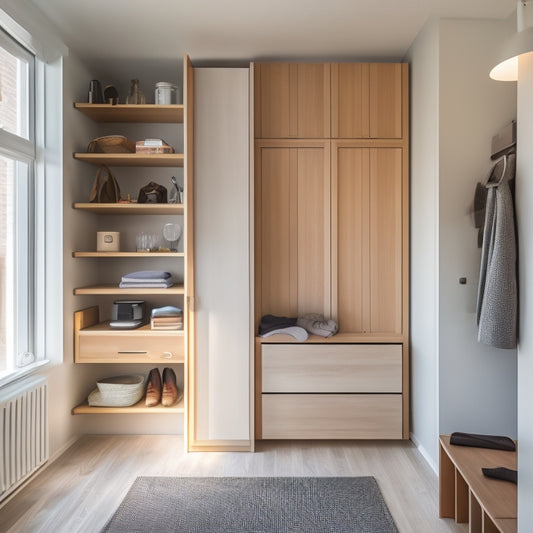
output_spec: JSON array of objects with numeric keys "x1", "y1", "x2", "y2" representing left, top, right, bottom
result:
[{"x1": 0, "y1": 436, "x2": 467, "y2": 533}]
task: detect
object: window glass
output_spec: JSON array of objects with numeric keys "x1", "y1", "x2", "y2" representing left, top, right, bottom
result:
[{"x1": 0, "y1": 33, "x2": 30, "y2": 139}]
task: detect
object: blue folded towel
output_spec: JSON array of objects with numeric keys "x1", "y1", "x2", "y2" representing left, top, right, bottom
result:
[
  {"x1": 121, "y1": 271, "x2": 171, "y2": 283},
  {"x1": 151, "y1": 305, "x2": 182, "y2": 318}
]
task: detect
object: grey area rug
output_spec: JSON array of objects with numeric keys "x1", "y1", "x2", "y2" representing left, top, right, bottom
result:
[{"x1": 101, "y1": 476, "x2": 398, "y2": 533}]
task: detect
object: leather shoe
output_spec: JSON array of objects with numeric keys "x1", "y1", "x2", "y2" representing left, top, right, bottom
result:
[
  {"x1": 162, "y1": 367, "x2": 178, "y2": 407},
  {"x1": 145, "y1": 368, "x2": 162, "y2": 407}
]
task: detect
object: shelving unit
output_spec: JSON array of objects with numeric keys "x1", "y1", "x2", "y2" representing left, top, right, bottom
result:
[{"x1": 71, "y1": 65, "x2": 190, "y2": 416}]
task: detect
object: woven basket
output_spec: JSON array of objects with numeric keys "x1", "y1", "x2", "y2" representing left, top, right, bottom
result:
[
  {"x1": 88, "y1": 374, "x2": 145, "y2": 407},
  {"x1": 87, "y1": 135, "x2": 135, "y2": 153}
]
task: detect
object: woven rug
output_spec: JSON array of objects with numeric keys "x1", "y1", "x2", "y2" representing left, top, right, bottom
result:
[{"x1": 101, "y1": 476, "x2": 398, "y2": 533}]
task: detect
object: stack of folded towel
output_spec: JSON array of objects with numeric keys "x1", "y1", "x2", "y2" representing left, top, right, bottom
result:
[
  {"x1": 151, "y1": 305, "x2": 183, "y2": 330},
  {"x1": 258, "y1": 313, "x2": 338, "y2": 341},
  {"x1": 119, "y1": 270, "x2": 173, "y2": 289}
]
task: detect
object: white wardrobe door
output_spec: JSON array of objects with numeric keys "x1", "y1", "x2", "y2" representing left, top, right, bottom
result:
[{"x1": 193, "y1": 68, "x2": 251, "y2": 442}]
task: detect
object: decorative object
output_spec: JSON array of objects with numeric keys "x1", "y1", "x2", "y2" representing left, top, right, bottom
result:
[
  {"x1": 89, "y1": 165, "x2": 120, "y2": 203},
  {"x1": 88, "y1": 375, "x2": 145, "y2": 407},
  {"x1": 101, "y1": 477, "x2": 398, "y2": 533},
  {"x1": 104, "y1": 85, "x2": 119, "y2": 105},
  {"x1": 87, "y1": 135, "x2": 135, "y2": 153},
  {"x1": 168, "y1": 176, "x2": 183, "y2": 204},
  {"x1": 135, "y1": 232, "x2": 157, "y2": 252},
  {"x1": 96, "y1": 231, "x2": 120, "y2": 252},
  {"x1": 135, "y1": 139, "x2": 174, "y2": 154},
  {"x1": 155, "y1": 82, "x2": 178, "y2": 105},
  {"x1": 163, "y1": 223, "x2": 181, "y2": 252},
  {"x1": 88, "y1": 79, "x2": 103, "y2": 103},
  {"x1": 126, "y1": 79, "x2": 146, "y2": 104},
  {"x1": 137, "y1": 181, "x2": 167, "y2": 203}
]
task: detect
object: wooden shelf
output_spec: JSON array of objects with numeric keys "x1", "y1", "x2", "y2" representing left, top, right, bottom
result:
[
  {"x1": 74, "y1": 103, "x2": 184, "y2": 123},
  {"x1": 74, "y1": 284, "x2": 184, "y2": 295},
  {"x1": 73, "y1": 251, "x2": 184, "y2": 258},
  {"x1": 72, "y1": 396, "x2": 185, "y2": 414},
  {"x1": 73, "y1": 203, "x2": 184, "y2": 215},
  {"x1": 80, "y1": 321, "x2": 184, "y2": 336},
  {"x1": 73, "y1": 152, "x2": 184, "y2": 167}
]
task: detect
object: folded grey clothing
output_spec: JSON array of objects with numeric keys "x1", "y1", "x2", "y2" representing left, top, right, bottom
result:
[
  {"x1": 119, "y1": 280, "x2": 174, "y2": 288},
  {"x1": 260, "y1": 326, "x2": 308, "y2": 341},
  {"x1": 297, "y1": 313, "x2": 338, "y2": 337},
  {"x1": 258, "y1": 314, "x2": 298, "y2": 335},
  {"x1": 482, "y1": 467, "x2": 517, "y2": 484},
  {"x1": 122, "y1": 270, "x2": 172, "y2": 282},
  {"x1": 450, "y1": 431, "x2": 516, "y2": 451}
]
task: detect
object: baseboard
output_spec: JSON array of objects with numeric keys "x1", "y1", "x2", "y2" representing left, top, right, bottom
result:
[{"x1": 410, "y1": 432, "x2": 438, "y2": 475}]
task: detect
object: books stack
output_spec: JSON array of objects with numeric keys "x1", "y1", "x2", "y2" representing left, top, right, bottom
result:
[
  {"x1": 151, "y1": 305, "x2": 183, "y2": 330},
  {"x1": 119, "y1": 270, "x2": 173, "y2": 289}
]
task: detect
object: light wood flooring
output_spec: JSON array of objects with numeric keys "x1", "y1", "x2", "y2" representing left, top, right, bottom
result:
[{"x1": 0, "y1": 436, "x2": 467, "y2": 533}]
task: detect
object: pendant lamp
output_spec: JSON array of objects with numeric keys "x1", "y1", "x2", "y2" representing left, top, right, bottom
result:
[{"x1": 490, "y1": 1, "x2": 533, "y2": 81}]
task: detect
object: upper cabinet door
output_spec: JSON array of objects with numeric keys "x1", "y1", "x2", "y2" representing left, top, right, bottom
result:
[
  {"x1": 255, "y1": 63, "x2": 330, "y2": 138},
  {"x1": 332, "y1": 63, "x2": 405, "y2": 139}
]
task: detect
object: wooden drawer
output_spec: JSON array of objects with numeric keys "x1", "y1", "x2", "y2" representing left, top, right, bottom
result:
[
  {"x1": 261, "y1": 344, "x2": 401, "y2": 393},
  {"x1": 76, "y1": 329, "x2": 184, "y2": 363},
  {"x1": 261, "y1": 393, "x2": 402, "y2": 439}
]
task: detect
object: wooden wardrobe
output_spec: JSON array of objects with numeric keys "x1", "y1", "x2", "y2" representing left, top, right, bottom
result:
[{"x1": 253, "y1": 62, "x2": 409, "y2": 440}]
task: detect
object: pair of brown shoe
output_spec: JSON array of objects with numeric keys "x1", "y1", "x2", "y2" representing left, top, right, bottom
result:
[{"x1": 145, "y1": 367, "x2": 179, "y2": 407}]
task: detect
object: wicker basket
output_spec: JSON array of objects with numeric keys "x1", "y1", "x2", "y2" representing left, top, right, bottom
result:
[
  {"x1": 87, "y1": 135, "x2": 135, "y2": 153},
  {"x1": 88, "y1": 374, "x2": 145, "y2": 407}
]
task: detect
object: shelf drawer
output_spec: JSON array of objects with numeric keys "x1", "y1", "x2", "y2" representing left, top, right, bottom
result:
[
  {"x1": 261, "y1": 393, "x2": 403, "y2": 439},
  {"x1": 76, "y1": 333, "x2": 184, "y2": 363},
  {"x1": 261, "y1": 344, "x2": 402, "y2": 393}
]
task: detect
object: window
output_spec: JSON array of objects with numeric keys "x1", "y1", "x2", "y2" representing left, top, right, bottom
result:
[{"x1": 0, "y1": 28, "x2": 37, "y2": 379}]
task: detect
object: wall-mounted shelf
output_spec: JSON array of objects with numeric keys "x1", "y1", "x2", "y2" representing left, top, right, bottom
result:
[
  {"x1": 73, "y1": 252, "x2": 184, "y2": 258},
  {"x1": 73, "y1": 103, "x2": 184, "y2": 123},
  {"x1": 74, "y1": 284, "x2": 185, "y2": 295},
  {"x1": 73, "y1": 152, "x2": 184, "y2": 167},
  {"x1": 73, "y1": 203, "x2": 184, "y2": 215}
]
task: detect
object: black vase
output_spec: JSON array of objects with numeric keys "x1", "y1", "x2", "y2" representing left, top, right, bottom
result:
[{"x1": 88, "y1": 80, "x2": 104, "y2": 104}]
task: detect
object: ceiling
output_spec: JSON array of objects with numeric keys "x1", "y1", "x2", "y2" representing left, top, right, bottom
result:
[{"x1": 29, "y1": 0, "x2": 516, "y2": 84}]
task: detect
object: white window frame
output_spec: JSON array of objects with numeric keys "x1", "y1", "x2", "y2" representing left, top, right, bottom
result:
[{"x1": 0, "y1": 27, "x2": 47, "y2": 385}]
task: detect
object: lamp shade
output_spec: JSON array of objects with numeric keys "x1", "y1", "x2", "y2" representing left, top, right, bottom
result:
[{"x1": 490, "y1": 26, "x2": 533, "y2": 81}]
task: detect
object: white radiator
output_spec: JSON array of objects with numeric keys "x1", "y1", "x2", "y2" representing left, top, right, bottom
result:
[{"x1": 0, "y1": 375, "x2": 48, "y2": 503}]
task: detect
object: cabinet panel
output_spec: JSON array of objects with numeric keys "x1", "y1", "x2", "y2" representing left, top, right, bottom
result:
[
  {"x1": 331, "y1": 63, "x2": 369, "y2": 138},
  {"x1": 262, "y1": 394, "x2": 403, "y2": 439},
  {"x1": 334, "y1": 146, "x2": 368, "y2": 332},
  {"x1": 333, "y1": 146, "x2": 403, "y2": 334},
  {"x1": 256, "y1": 142, "x2": 330, "y2": 318},
  {"x1": 255, "y1": 63, "x2": 330, "y2": 138},
  {"x1": 369, "y1": 63, "x2": 403, "y2": 139},
  {"x1": 370, "y1": 148, "x2": 403, "y2": 334},
  {"x1": 262, "y1": 344, "x2": 402, "y2": 393}
]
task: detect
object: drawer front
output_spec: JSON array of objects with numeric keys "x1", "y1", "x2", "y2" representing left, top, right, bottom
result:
[
  {"x1": 77, "y1": 334, "x2": 184, "y2": 363},
  {"x1": 262, "y1": 393, "x2": 402, "y2": 439},
  {"x1": 262, "y1": 344, "x2": 402, "y2": 393}
]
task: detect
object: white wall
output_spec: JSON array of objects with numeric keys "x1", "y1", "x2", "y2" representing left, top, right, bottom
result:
[
  {"x1": 405, "y1": 18, "x2": 517, "y2": 470},
  {"x1": 516, "y1": 50, "x2": 533, "y2": 533},
  {"x1": 403, "y1": 18, "x2": 440, "y2": 470},
  {"x1": 438, "y1": 19, "x2": 517, "y2": 440}
]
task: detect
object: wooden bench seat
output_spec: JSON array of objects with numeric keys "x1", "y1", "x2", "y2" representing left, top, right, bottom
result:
[{"x1": 439, "y1": 434, "x2": 517, "y2": 533}]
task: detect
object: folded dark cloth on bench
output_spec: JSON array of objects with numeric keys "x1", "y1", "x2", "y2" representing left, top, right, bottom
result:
[
  {"x1": 450, "y1": 432, "x2": 516, "y2": 451},
  {"x1": 482, "y1": 467, "x2": 517, "y2": 484}
]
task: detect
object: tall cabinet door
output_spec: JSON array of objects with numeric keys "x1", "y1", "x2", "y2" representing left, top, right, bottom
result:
[
  {"x1": 255, "y1": 141, "x2": 330, "y2": 321},
  {"x1": 254, "y1": 64, "x2": 330, "y2": 139},
  {"x1": 333, "y1": 144, "x2": 403, "y2": 334},
  {"x1": 191, "y1": 68, "x2": 252, "y2": 450}
]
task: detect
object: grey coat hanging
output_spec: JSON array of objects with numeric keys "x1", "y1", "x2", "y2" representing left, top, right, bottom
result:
[{"x1": 476, "y1": 153, "x2": 517, "y2": 349}]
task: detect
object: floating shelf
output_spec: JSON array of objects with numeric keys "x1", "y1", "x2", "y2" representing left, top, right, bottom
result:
[
  {"x1": 73, "y1": 252, "x2": 184, "y2": 258},
  {"x1": 74, "y1": 284, "x2": 185, "y2": 295},
  {"x1": 73, "y1": 152, "x2": 184, "y2": 167},
  {"x1": 73, "y1": 203, "x2": 184, "y2": 215},
  {"x1": 72, "y1": 397, "x2": 185, "y2": 415},
  {"x1": 73, "y1": 103, "x2": 184, "y2": 123}
]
